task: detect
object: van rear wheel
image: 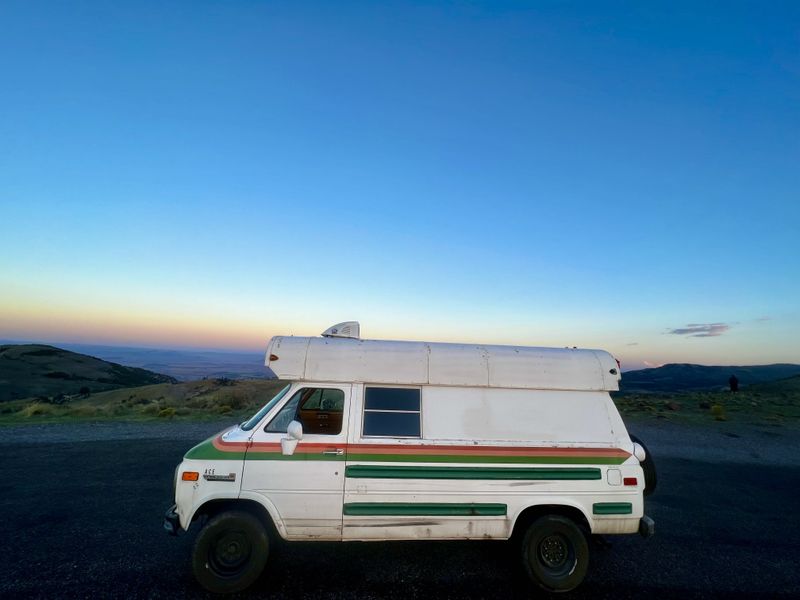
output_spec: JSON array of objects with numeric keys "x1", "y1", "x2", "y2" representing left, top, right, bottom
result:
[
  {"x1": 521, "y1": 515, "x2": 589, "y2": 592},
  {"x1": 192, "y1": 510, "x2": 269, "y2": 594}
]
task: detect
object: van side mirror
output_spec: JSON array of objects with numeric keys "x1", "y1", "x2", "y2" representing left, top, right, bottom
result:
[{"x1": 281, "y1": 420, "x2": 303, "y2": 455}]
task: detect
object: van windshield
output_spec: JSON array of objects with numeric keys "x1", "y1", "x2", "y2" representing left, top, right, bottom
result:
[{"x1": 240, "y1": 384, "x2": 291, "y2": 431}]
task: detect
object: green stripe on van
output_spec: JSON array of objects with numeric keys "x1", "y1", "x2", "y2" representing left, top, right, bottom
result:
[
  {"x1": 346, "y1": 453, "x2": 625, "y2": 465},
  {"x1": 343, "y1": 502, "x2": 507, "y2": 517},
  {"x1": 593, "y1": 502, "x2": 633, "y2": 515},
  {"x1": 345, "y1": 465, "x2": 601, "y2": 480}
]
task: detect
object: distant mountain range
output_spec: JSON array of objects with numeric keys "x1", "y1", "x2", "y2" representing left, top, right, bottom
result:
[
  {"x1": 0, "y1": 344, "x2": 177, "y2": 402},
  {"x1": 4, "y1": 341, "x2": 799, "y2": 400},
  {"x1": 0, "y1": 340, "x2": 270, "y2": 381},
  {"x1": 619, "y1": 363, "x2": 800, "y2": 394}
]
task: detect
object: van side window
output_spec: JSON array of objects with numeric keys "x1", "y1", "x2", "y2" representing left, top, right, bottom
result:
[
  {"x1": 265, "y1": 388, "x2": 344, "y2": 435},
  {"x1": 363, "y1": 387, "x2": 421, "y2": 437}
]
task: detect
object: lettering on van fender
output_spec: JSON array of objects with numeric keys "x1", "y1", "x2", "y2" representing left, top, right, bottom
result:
[
  {"x1": 202, "y1": 468, "x2": 236, "y2": 482},
  {"x1": 184, "y1": 433, "x2": 631, "y2": 466}
]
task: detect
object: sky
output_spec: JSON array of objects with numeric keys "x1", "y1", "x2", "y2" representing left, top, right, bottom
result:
[{"x1": 1, "y1": 1, "x2": 798, "y2": 370}]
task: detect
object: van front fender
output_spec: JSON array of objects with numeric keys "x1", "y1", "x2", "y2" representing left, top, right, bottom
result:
[
  {"x1": 236, "y1": 490, "x2": 289, "y2": 539},
  {"x1": 184, "y1": 491, "x2": 288, "y2": 541}
]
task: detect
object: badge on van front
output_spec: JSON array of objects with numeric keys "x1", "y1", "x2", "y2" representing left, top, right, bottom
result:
[{"x1": 203, "y1": 472, "x2": 236, "y2": 482}]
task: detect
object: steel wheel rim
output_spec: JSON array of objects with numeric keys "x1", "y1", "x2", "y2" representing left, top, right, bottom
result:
[
  {"x1": 209, "y1": 530, "x2": 252, "y2": 576},
  {"x1": 537, "y1": 533, "x2": 571, "y2": 571}
]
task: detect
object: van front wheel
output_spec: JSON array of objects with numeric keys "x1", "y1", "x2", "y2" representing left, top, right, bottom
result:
[
  {"x1": 521, "y1": 515, "x2": 589, "y2": 592},
  {"x1": 192, "y1": 510, "x2": 269, "y2": 594}
]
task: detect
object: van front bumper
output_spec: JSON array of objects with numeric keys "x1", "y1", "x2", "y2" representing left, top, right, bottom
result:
[{"x1": 163, "y1": 504, "x2": 180, "y2": 536}]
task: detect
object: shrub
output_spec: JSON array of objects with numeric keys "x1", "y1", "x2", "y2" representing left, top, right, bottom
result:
[
  {"x1": 158, "y1": 407, "x2": 176, "y2": 418},
  {"x1": 225, "y1": 395, "x2": 247, "y2": 410},
  {"x1": 711, "y1": 404, "x2": 727, "y2": 421},
  {"x1": 217, "y1": 405, "x2": 233, "y2": 414},
  {"x1": 70, "y1": 406, "x2": 98, "y2": 418},
  {"x1": 44, "y1": 371, "x2": 71, "y2": 379},
  {"x1": 186, "y1": 398, "x2": 210, "y2": 409},
  {"x1": 141, "y1": 404, "x2": 160, "y2": 416},
  {"x1": 20, "y1": 402, "x2": 54, "y2": 417}
]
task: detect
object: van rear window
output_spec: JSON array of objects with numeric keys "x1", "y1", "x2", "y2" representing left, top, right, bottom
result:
[{"x1": 363, "y1": 387, "x2": 421, "y2": 437}]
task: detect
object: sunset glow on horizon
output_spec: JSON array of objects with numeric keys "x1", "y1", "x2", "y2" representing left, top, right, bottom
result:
[{"x1": 1, "y1": 2, "x2": 798, "y2": 371}]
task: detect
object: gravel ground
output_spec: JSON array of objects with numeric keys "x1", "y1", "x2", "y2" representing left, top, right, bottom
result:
[
  {"x1": 626, "y1": 419, "x2": 800, "y2": 466},
  {"x1": 2, "y1": 418, "x2": 799, "y2": 598}
]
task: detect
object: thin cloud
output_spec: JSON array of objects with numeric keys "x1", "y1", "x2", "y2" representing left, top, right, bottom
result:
[
  {"x1": 755, "y1": 316, "x2": 771, "y2": 322},
  {"x1": 643, "y1": 360, "x2": 665, "y2": 368},
  {"x1": 626, "y1": 342, "x2": 639, "y2": 346},
  {"x1": 667, "y1": 323, "x2": 730, "y2": 337}
]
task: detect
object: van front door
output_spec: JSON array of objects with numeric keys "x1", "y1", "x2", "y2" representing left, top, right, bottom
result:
[{"x1": 241, "y1": 384, "x2": 350, "y2": 540}]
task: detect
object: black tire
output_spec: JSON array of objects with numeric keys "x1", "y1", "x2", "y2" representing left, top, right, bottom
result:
[
  {"x1": 521, "y1": 515, "x2": 589, "y2": 593},
  {"x1": 192, "y1": 510, "x2": 269, "y2": 594},
  {"x1": 630, "y1": 434, "x2": 657, "y2": 496}
]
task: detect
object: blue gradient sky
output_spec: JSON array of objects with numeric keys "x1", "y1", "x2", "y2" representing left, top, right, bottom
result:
[{"x1": 1, "y1": 1, "x2": 798, "y2": 369}]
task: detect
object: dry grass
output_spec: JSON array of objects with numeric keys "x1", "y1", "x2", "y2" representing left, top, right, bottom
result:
[
  {"x1": 614, "y1": 385, "x2": 800, "y2": 427},
  {"x1": 19, "y1": 402, "x2": 56, "y2": 418},
  {"x1": 0, "y1": 378, "x2": 287, "y2": 425},
  {"x1": 5, "y1": 376, "x2": 799, "y2": 429}
]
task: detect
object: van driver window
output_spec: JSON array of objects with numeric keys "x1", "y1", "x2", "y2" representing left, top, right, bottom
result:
[{"x1": 265, "y1": 388, "x2": 344, "y2": 435}]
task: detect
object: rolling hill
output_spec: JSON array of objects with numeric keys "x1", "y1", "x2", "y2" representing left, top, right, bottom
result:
[
  {"x1": 619, "y1": 363, "x2": 800, "y2": 394},
  {"x1": 0, "y1": 344, "x2": 177, "y2": 401},
  {"x1": 748, "y1": 374, "x2": 800, "y2": 394}
]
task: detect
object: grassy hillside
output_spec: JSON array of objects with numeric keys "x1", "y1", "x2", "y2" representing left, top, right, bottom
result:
[
  {"x1": 747, "y1": 374, "x2": 800, "y2": 394},
  {"x1": 0, "y1": 344, "x2": 177, "y2": 402},
  {"x1": 3, "y1": 349, "x2": 799, "y2": 427},
  {"x1": 619, "y1": 363, "x2": 800, "y2": 394},
  {"x1": 3, "y1": 374, "x2": 798, "y2": 428},
  {"x1": 0, "y1": 378, "x2": 288, "y2": 424},
  {"x1": 613, "y1": 375, "x2": 800, "y2": 427}
]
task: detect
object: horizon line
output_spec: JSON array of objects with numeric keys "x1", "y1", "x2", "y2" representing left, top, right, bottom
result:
[
  {"x1": 2, "y1": 338, "x2": 798, "y2": 371},
  {"x1": 0, "y1": 338, "x2": 265, "y2": 355}
]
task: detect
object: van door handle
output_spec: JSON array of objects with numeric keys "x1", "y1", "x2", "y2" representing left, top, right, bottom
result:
[{"x1": 322, "y1": 448, "x2": 344, "y2": 456}]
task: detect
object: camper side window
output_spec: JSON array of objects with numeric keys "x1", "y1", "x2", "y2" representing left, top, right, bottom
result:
[{"x1": 362, "y1": 387, "x2": 421, "y2": 437}]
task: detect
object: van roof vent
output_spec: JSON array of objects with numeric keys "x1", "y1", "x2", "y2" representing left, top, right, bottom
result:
[{"x1": 321, "y1": 321, "x2": 360, "y2": 339}]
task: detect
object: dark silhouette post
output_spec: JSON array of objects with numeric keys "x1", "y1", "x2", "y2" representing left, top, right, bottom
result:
[{"x1": 728, "y1": 374, "x2": 739, "y2": 393}]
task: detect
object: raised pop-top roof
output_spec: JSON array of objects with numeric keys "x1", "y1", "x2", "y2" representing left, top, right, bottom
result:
[{"x1": 264, "y1": 322, "x2": 621, "y2": 392}]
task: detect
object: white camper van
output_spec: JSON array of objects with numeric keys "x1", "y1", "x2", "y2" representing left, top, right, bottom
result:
[{"x1": 165, "y1": 322, "x2": 655, "y2": 593}]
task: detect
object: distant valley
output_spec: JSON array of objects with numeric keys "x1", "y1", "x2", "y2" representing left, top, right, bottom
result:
[{"x1": 0, "y1": 341, "x2": 270, "y2": 382}]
